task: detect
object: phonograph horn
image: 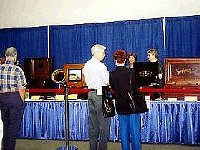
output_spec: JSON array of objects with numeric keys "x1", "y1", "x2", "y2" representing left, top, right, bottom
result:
[
  {"x1": 52, "y1": 69, "x2": 79, "y2": 149},
  {"x1": 51, "y1": 69, "x2": 65, "y2": 83}
]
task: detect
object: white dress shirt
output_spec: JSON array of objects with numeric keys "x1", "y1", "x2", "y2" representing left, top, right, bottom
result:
[{"x1": 83, "y1": 56, "x2": 109, "y2": 95}]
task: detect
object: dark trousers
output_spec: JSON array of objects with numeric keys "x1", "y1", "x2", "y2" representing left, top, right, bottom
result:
[
  {"x1": 88, "y1": 91, "x2": 111, "y2": 150},
  {"x1": 0, "y1": 93, "x2": 25, "y2": 150}
]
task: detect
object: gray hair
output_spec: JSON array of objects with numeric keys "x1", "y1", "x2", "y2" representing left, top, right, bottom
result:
[
  {"x1": 91, "y1": 44, "x2": 106, "y2": 55},
  {"x1": 5, "y1": 47, "x2": 18, "y2": 57}
]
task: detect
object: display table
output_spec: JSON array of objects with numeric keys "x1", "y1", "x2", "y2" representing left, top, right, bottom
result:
[{"x1": 19, "y1": 100, "x2": 200, "y2": 145}]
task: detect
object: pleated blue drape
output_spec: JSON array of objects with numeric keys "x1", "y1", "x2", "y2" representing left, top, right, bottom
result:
[
  {"x1": 165, "y1": 15, "x2": 200, "y2": 58},
  {"x1": 50, "y1": 18, "x2": 164, "y2": 71},
  {"x1": 19, "y1": 101, "x2": 200, "y2": 145},
  {"x1": 0, "y1": 26, "x2": 48, "y2": 65}
]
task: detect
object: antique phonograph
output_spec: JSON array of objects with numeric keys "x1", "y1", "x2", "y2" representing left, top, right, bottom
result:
[
  {"x1": 27, "y1": 63, "x2": 88, "y2": 150},
  {"x1": 51, "y1": 69, "x2": 78, "y2": 150},
  {"x1": 52, "y1": 64, "x2": 88, "y2": 150}
]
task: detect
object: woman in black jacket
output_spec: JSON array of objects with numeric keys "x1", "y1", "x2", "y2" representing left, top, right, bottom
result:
[{"x1": 109, "y1": 50, "x2": 142, "y2": 150}]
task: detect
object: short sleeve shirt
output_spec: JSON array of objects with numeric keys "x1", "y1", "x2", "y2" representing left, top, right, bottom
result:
[{"x1": 0, "y1": 60, "x2": 27, "y2": 93}]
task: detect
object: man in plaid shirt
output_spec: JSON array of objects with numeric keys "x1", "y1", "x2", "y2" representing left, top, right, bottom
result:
[
  {"x1": 0, "y1": 47, "x2": 26, "y2": 150},
  {"x1": 0, "y1": 57, "x2": 4, "y2": 150}
]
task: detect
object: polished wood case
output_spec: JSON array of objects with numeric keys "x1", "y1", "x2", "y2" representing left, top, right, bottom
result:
[
  {"x1": 63, "y1": 64, "x2": 86, "y2": 88},
  {"x1": 164, "y1": 58, "x2": 200, "y2": 99}
]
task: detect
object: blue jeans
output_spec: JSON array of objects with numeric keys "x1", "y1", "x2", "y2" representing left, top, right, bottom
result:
[{"x1": 118, "y1": 113, "x2": 141, "y2": 150}]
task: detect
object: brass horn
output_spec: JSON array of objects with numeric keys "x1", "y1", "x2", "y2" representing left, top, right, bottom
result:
[{"x1": 51, "y1": 69, "x2": 65, "y2": 83}]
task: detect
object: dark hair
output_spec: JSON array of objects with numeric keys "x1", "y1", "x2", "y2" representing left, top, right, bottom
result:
[
  {"x1": 127, "y1": 52, "x2": 137, "y2": 61},
  {"x1": 0, "y1": 57, "x2": 5, "y2": 64},
  {"x1": 113, "y1": 50, "x2": 127, "y2": 64}
]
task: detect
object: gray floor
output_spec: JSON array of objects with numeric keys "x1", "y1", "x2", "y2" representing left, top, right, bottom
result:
[{"x1": 15, "y1": 139, "x2": 200, "y2": 150}]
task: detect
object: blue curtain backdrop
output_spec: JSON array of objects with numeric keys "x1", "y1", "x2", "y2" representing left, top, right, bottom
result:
[
  {"x1": 165, "y1": 15, "x2": 200, "y2": 58},
  {"x1": 50, "y1": 18, "x2": 164, "y2": 71},
  {"x1": 0, "y1": 26, "x2": 48, "y2": 66},
  {"x1": 1, "y1": 15, "x2": 200, "y2": 71}
]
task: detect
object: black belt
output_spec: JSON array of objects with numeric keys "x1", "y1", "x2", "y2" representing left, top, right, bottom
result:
[
  {"x1": 0, "y1": 91, "x2": 19, "y2": 94},
  {"x1": 90, "y1": 89, "x2": 97, "y2": 91}
]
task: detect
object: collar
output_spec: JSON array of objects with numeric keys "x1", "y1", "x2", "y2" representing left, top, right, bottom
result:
[
  {"x1": 92, "y1": 56, "x2": 100, "y2": 62},
  {"x1": 116, "y1": 63, "x2": 125, "y2": 67},
  {"x1": 5, "y1": 60, "x2": 14, "y2": 65}
]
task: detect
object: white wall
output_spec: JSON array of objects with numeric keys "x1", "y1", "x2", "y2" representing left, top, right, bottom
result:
[{"x1": 0, "y1": 0, "x2": 200, "y2": 28}]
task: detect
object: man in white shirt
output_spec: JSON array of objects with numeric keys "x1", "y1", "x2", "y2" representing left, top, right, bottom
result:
[{"x1": 83, "y1": 44, "x2": 110, "y2": 150}]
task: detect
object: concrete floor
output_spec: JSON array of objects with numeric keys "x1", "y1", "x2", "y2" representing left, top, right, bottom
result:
[{"x1": 15, "y1": 139, "x2": 200, "y2": 150}]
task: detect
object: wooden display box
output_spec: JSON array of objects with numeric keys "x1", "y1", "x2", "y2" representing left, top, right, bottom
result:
[
  {"x1": 165, "y1": 58, "x2": 200, "y2": 86},
  {"x1": 164, "y1": 58, "x2": 200, "y2": 99},
  {"x1": 63, "y1": 64, "x2": 88, "y2": 99},
  {"x1": 63, "y1": 64, "x2": 86, "y2": 88}
]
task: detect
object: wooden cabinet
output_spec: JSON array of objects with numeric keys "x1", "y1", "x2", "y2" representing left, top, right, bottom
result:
[
  {"x1": 165, "y1": 58, "x2": 200, "y2": 86},
  {"x1": 63, "y1": 64, "x2": 86, "y2": 88},
  {"x1": 164, "y1": 58, "x2": 200, "y2": 99}
]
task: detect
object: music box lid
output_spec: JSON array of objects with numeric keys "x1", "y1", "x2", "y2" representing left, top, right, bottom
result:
[{"x1": 165, "y1": 58, "x2": 200, "y2": 87}]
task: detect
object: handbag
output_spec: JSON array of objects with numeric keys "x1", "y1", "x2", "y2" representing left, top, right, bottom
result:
[
  {"x1": 102, "y1": 86, "x2": 115, "y2": 118},
  {"x1": 128, "y1": 91, "x2": 149, "y2": 113}
]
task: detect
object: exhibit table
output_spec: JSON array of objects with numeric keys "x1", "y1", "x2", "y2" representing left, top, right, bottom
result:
[{"x1": 19, "y1": 100, "x2": 200, "y2": 145}]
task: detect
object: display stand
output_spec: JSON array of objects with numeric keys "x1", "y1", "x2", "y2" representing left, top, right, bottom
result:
[
  {"x1": 28, "y1": 86, "x2": 78, "y2": 150},
  {"x1": 56, "y1": 84, "x2": 78, "y2": 150},
  {"x1": 57, "y1": 146, "x2": 78, "y2": 150}
]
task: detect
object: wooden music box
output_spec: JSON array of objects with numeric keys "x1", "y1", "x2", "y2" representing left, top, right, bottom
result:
[
  {"x1": 164, "y1": 58, "x2": 200, "y2": 99},
  {"x1": 63, "y1": 64, "x2": 86, "y2": 88}
]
